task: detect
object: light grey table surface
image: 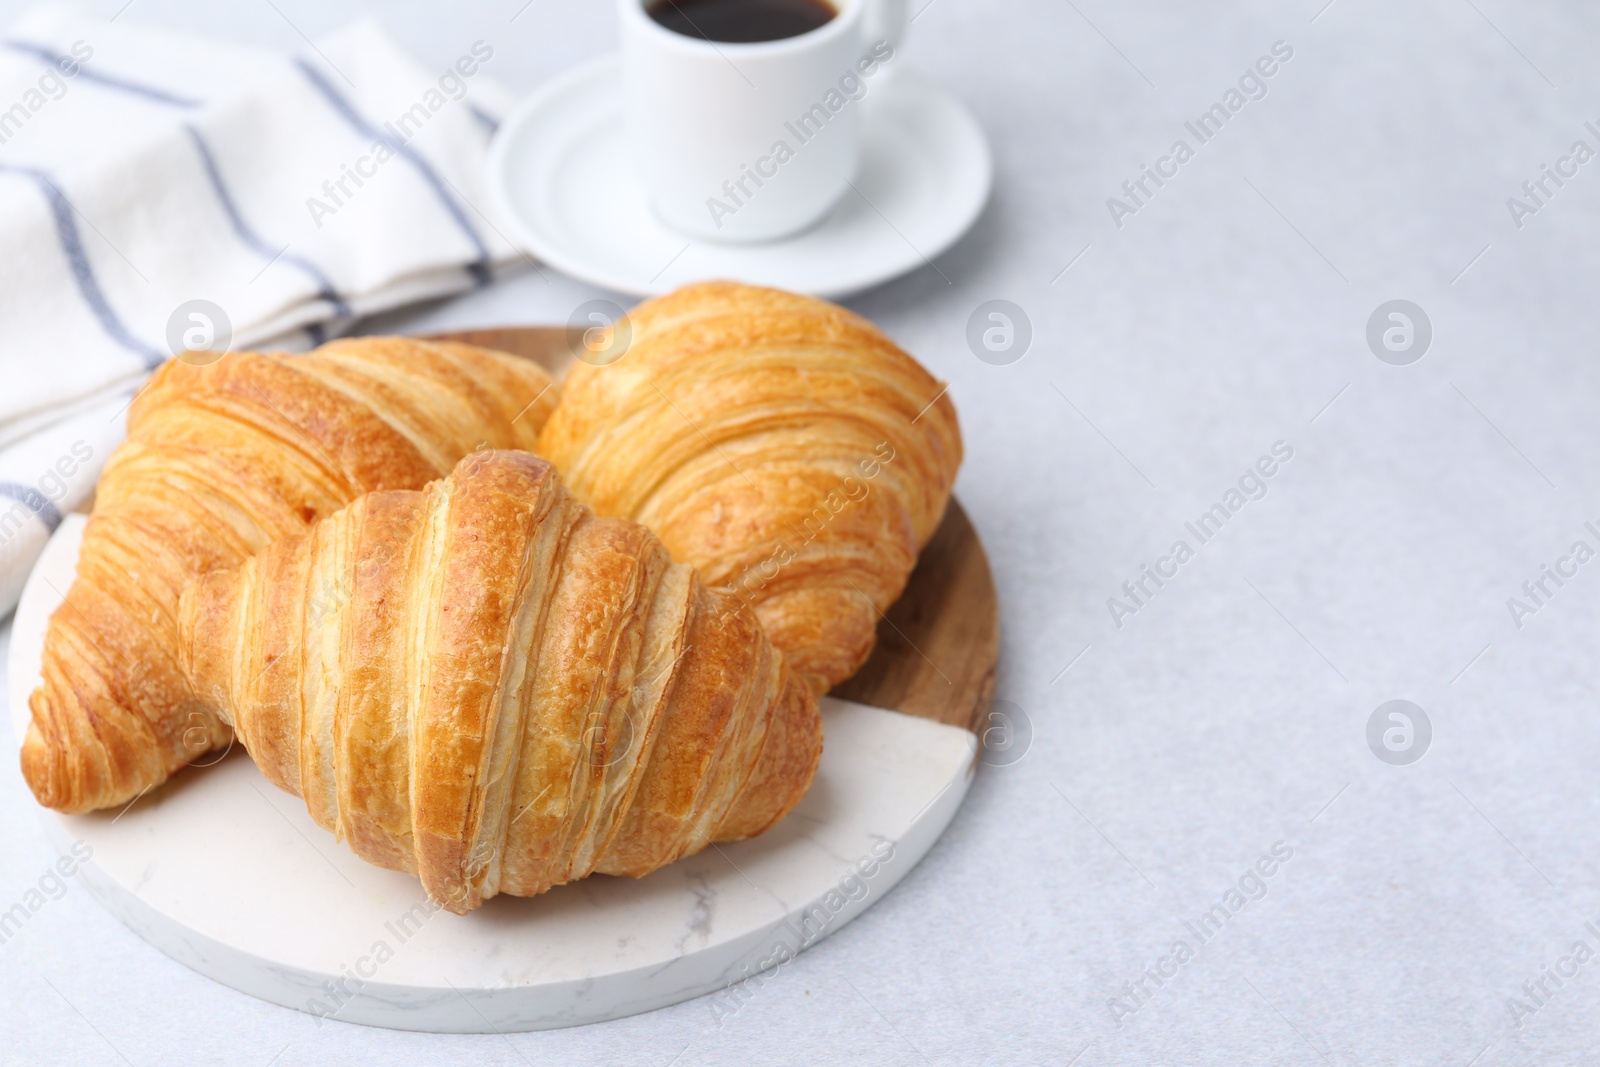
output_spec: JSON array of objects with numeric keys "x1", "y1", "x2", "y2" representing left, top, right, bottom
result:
[{"x1": 4, "y1": 0, "x2": 1600, "y2": 1064}]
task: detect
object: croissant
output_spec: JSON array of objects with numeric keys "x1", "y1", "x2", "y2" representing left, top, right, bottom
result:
[
  {"x1": 178, "y1": 450, "x2": 821, "y2": 913},
  {"x1": 537, "y1": 282, "x2": 963, "y2": 694},
  {"x1": 23, "y1": 338, "x2": 558, "y2": 814}
]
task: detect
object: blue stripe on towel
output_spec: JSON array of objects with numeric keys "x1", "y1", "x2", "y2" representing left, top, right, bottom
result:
[
  {"x1": 468, "y1": 103, "x2": 499, "y2": 135},
  {"x1": 294, "y1": 58, "x2": 493, "y2": 288},
  {"x1": 1, "y1": 40, "x2": 203, "y2": 108},
  {"x1": 0, "y1": 483, "x2": 63, "y2": 535},
  {"x1": 183, "y1": 125, "x2": 353, "y2": 321},
  {"x1": 0, "y1": 165, "x2": 166, "y2": 369}
]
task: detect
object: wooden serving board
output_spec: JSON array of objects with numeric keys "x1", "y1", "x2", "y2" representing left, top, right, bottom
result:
[
  {"x1": 425, "y1": 327, "x2": 999, "y2": 737},
  {"x1": 4, "y1": 327, "x2": 999, "y2": 1033}
]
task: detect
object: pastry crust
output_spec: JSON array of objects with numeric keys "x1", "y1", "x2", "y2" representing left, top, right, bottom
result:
[
  {"x1": 22, "y1": 337, "x2": 558, "y2": 813},
  {"x1": 180, "y1": 451, "x2": 822, "y2": 913},
  {"x1": 538, "y1": 282, "x2": 964, "y2": 693}
]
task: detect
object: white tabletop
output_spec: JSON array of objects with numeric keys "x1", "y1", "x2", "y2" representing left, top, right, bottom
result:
[{"x1": 3, "y1": 0, "x2": 1598, "y2": 1064}]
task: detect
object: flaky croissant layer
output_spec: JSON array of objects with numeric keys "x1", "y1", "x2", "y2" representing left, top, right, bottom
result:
[
  {"x1": 180, "y1": 451, "x2": 822, "y2": 913},
  {"x1": 538, "y1": 281, "x2": 963, "y2": 695},
  {"x1": 23, "y1": 338, "x2": 557, "y2": 814}
]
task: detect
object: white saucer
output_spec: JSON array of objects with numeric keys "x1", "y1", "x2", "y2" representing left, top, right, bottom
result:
[
  {"x1": 486, "y1": 56, "x2": 992, "y2": 299},
  {"x1": 8, "y1": 516, "x2": 976, "y2": 1033}
]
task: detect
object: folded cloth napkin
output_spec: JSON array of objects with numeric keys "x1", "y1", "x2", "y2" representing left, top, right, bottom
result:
[{"x1": 0, "y1": 4, "x2": 523, "y2": 617}]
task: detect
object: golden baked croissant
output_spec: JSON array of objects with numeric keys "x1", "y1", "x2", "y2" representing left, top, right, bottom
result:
[
  {"x1": 179, "y1": 450, "x2": 821, "y2": 913},
  {"x1": 537, "y1": 282, "x2": 963, "y2": 694},
  {"x1": 23, "y1": 338, "x2": 558, "y2": 814}
]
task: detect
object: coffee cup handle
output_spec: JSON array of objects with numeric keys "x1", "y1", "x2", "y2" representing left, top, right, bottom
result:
[{"x1": 862, "y1": 0, "x2": 909, "y2": 62}]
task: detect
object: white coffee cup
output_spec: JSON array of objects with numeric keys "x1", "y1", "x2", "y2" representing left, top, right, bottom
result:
[{"x1": 619, "y1": 0, "x2": 908, "y2": 244}]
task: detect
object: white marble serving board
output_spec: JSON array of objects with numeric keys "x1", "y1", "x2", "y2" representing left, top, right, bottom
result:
[{"x1": 7, "y1": 515, "x2": 976, "y2": 1033}]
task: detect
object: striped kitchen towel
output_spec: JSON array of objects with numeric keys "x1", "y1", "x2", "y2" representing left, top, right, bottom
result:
[{"x1": 0, "y1": 4, "x2": 524, "y2": 617}]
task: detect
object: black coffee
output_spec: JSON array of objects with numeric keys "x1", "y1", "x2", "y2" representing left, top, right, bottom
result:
[{"x1": 646, "y1": 0, "x2": 837, "y2": 44}]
